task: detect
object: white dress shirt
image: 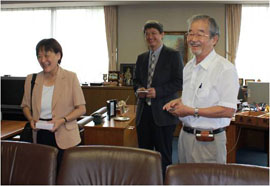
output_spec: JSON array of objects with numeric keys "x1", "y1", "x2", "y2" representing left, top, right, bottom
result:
[{"x1": 179, "y1": 49, "x2": 239, "y2": 130}]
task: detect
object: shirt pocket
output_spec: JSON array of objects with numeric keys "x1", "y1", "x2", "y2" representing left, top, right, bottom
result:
[
  {"x1": 195, "y1": 87, "x2": 210, "y2": 107},
  {"x1": 196, "y1": 88, "x2": 210, "y2": 98}
]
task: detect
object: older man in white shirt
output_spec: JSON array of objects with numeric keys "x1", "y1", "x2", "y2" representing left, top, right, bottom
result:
[{"x1": 163, "y1": 14, "x2": 239, "y2": 163}]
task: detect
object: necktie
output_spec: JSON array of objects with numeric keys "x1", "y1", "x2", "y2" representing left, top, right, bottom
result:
[{"x1": 146, "y1": 52, "x2": 156, "y2": 105}]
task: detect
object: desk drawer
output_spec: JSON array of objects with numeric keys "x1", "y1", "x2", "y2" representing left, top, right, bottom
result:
[
  {"x1": 257, "y1": 113, "x2": 269, "y2": 127},
  {"x1": 235, "y1": 111, "x2": 267, "y2": 126}
]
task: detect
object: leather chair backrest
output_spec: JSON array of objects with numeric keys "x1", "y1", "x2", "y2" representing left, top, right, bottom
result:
[
  {"x1": 165, "y1": 163, "x2": 270, "y2": 185},
  {"x1": 1, "y1": 140, "x2": 58, "y2": 185},
  {"x1": 57, "y1": 145, "x2": 163, "y2": 185}
]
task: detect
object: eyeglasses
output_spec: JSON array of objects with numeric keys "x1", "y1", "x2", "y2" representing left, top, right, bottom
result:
[{"x1": 186, "y1": 32, "x2": 209, "y2": 39}]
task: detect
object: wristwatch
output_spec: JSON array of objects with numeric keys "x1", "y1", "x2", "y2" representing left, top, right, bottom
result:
[
  {"x1": 194, "y1": 107, "x2": 199, "y2": 118},
  {"x1": 64, "y1": 117, "x2": 68, "y2": 123}
]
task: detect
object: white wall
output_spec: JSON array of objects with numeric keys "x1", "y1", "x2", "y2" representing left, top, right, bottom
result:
[{"x1": 118, "y1": 2, "x2": 225, "y2": 68}]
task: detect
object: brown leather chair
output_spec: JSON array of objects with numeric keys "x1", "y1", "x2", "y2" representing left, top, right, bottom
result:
[
  {"x1": 1, "y1": 140, "x2": 58, "y2": 185},
  {"x1": 165, "y1": 163, "x2": 270, "y2": 185},
  {"x1": 57, "y1": 145, "x2": 163, "y2": 185}
]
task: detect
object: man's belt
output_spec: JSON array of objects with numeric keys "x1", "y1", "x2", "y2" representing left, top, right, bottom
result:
[{"x1": 183, "y1": 126, "x2": 225, "y2": 134}]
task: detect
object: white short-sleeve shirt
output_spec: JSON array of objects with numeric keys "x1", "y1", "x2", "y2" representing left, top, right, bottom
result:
[{"x1": 179, "y1": 49, "x2": 239, "y2": 130}]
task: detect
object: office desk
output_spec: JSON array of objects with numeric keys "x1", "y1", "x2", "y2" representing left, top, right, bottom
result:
[
  {"x1": 1, "y1": 120, "x2": 26, "y2": 140},
  {"x1": 226, "y1": 117, "x2": 269, "y2": 165},
  {"x1": 83, "y1": 105, "x2": 138, "y2": 147},
  {"x1": 82, "y1": 86, "x2": 136, "y2": 115}
]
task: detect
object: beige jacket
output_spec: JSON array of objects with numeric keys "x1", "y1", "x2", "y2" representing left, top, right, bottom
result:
[{"x1": 21, "y1": 67, "x2": 86, "y2": 149}]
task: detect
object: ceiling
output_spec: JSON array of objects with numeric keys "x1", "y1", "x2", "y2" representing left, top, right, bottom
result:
[
  {"x1": 1, "y1": 0, "x2": 269, "y2": 8},
  {"x1": 1, "y1": 0, "x2": 270, "y2": 3}
]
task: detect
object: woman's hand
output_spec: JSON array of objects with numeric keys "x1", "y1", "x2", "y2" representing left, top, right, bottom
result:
[
  {"x1": 23, "y1": 107, "x2": 37, "y2": 130},
  {"x1": 30, "y1": 119, "x2": 37, "y2": 130},
  {"x1": 49, "y1": 104, "x2": 86, "y2": 132},
  {"x1": 50, "y1": 118, "x2": 65, "y2": 132}
]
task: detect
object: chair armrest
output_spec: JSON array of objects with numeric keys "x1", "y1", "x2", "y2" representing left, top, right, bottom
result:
[
  {"x1": 77, "y1": 106, "x2": 107, "y2": 126},
  {"x1": 77, "y1": 116, "x2": 93, "y2": 126},
  {"x1": 91, "y1": 106, "x2": 107, "y2": 115}
]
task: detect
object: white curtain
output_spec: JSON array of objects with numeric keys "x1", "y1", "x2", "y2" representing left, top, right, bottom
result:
[
  {"x1": 0, "y1": 9, "x2": 51, "y2": 76},
  {"x1": 226, "y1": 4, "x2": 242, "y2": 64},
  {"x1": 235, "y1": 5, "x2": 270, "y2": 82},
  {"x1": 0, "y1": 7, "x2": 108, "y2": 83},
  {"x1": 104, "y1": 6, "x2": 118, "y2": 71}
]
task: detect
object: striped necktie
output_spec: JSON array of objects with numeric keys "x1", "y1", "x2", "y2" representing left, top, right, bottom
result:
[{"x1": 146, "y1": 52, "x2": 156, "y2": 105}]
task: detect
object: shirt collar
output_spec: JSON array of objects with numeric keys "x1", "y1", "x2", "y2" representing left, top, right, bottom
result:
[
  {"x1": 150, "y1": 44, "x2": 163, "y2": 56},
  {"x1": 192, "y1": 49, "x2": 216, "y2": 70}
]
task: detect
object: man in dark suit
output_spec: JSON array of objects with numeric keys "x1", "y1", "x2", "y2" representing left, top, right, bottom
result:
[{"x1": 133, "y1": 20, "x2": 183, "y2": 176}]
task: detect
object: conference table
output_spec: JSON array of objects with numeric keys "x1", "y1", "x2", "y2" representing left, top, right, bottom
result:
[{"x1": 1, "y1": 120, "x2": 26, "y2": 140}]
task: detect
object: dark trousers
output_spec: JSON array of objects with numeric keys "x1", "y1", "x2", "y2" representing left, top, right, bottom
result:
[
  {"x1": 37, "y1": 130, "x2": 64, "y2": 174},
  {"x1": 136, "y1": 104, "x2": 176, "y2": 177}
]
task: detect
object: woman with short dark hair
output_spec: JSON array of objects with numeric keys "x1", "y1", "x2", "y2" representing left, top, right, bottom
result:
[{"x1": 21, "y1": 38, "x2": 86, "y2": 168}]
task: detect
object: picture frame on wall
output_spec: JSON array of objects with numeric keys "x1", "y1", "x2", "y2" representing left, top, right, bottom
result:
[
  {"x1": 245, "y1": 79, "x2": 255, "y2": 86},
  {"x1": 163, "y1": 31, "x2": 190, "y2": 65},
  {"x1": 120, "y1": 63, "x2": 136, "y2": 86},
  {"x1": 108, "y1": 71, "x2": 119, "y2": 82}
]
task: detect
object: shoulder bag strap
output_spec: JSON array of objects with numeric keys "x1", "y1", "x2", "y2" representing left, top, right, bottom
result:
[{"x1": 30, "y1": 74, "x2": 37, "y2": 113}]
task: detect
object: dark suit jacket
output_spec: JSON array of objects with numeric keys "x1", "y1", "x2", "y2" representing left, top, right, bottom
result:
[{"x1": 133, "y1": 45, "x2": 183, "y2": 127}]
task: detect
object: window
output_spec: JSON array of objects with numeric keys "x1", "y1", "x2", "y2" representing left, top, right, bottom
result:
[
  {"x1": 235, "y1": 5, "x2": 270, "y2": 83},
  {"x1": 0, "y1": 7, "x2": 108, "y2": 83}
]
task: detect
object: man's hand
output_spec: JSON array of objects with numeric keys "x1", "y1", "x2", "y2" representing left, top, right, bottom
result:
[
  {"x1": 146, "y1": 87, "x2": 156, "y2": 98},
  {"x1": 171, "y1": 103, "x2": 193, "y2": 117},
  {"x1": 163, "y1": 98, "x2": 181, "y2": 111},
  {"x1": 163, "y1": 99, "x2": 193, "y2": 117},
  {"x1": 137, "y1": 87, "x2": 148, "y2": 98}
]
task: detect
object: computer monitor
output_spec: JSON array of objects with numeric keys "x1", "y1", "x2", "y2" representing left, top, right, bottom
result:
[
  {"x1": 1, "y1": 76, "x2": 26, "y2": 120},
  {"x1": 247, "y1": 82, "x2": 269, "y2": 104}
]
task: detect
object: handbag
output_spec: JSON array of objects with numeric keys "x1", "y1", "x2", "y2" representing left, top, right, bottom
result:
[
  {"x1": 20, "y1": 122, "x2": 33, "y2": 142},
  {"x1": 20, "y1": 74, "x2": 37, "y2": 142}
]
